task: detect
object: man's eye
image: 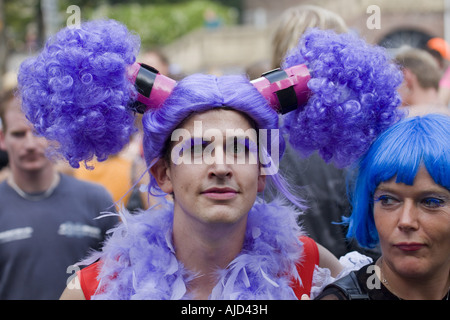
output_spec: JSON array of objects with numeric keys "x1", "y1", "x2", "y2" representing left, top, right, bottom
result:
[
  {"x1": 11, "y1": 131, "x2": 26, "y2": 138},
  {"x1": 228, "y1": 137, "x2": 251, "y2": 155},
  {"x1": 232, "y1": 143, "x2": 246, "y2": 154},
  {"x1": 185, "y1": 140, "x2": 208, "y2": 154}
]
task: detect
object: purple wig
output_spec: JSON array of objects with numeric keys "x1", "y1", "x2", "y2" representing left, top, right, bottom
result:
[
  {"x1": 142, "y1": 74, "x2": 279, "y2": 164},
  {"x1": 17, "y1": 20, "x2": 140, "y2": 168},
  {"x1": 17, "y1": 20, "x2": 403, "y2": 188},
  {"x1": 141, "y1": 73, "x2": 287, "y2": 196},
  {"x1": 282, "y1": 28, "x2": 404, "y2": 168}
]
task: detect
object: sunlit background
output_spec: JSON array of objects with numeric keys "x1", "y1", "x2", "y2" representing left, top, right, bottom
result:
[{"x1": 1, "y1": 0, "x2": 450, "y2": 91}]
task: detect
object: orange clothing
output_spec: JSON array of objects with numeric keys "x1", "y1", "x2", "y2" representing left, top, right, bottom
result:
[{"x1": 74, "y1": 156, "x2": 133, "y2": 207}]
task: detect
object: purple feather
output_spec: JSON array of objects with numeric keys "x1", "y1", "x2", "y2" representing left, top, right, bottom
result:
[{"x1": 79, "y1": 198, "x2": 305, "y2": 300}]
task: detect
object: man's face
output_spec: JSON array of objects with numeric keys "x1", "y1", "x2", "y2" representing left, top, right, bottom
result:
[
  {"x1": 0, "y1": 106, "x2": 51, "y2": 174},
  {"x1": 154, "y1": 109, "x2": 266, "y2": 226}
]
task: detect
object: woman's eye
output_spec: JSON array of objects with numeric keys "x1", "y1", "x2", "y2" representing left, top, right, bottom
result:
[
  {"x1": 374, "y1": 195, "x2": 397, "y2": 206},
  {"x1": 422, "y1": 197, "x2": 445, "y2": 209}
]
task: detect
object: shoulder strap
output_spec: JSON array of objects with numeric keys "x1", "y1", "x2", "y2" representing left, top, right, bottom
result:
[
  {"x1": 291, "y1": 236, "x2": 320, "y2": 299},
  {"x1": 325, "y1": 271, "x2": 369, "y2": 300}
]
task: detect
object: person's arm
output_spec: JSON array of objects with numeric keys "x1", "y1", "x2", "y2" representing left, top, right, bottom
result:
[
  {"x1": 59, "y1": 275, "x2": 86, "y2": 300},
  {"x1": 317, "y1": 243, "x2": 343, "y2": 278}
]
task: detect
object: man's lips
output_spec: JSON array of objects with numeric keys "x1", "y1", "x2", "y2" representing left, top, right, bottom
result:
[
  {"x1": 201, "y1": 187, "x2": 238, "y2": 200},
  {"x1": 394, "y1": 242, "x2": 426, "y2": 251},
  {"x1": 21, "y1": 152, "x2": 44, "y2": 161}
]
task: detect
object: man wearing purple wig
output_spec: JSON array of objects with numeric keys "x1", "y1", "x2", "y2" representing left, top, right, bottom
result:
[{"x1": 17, "y1": 20, "x2": 403, "y2": 300}]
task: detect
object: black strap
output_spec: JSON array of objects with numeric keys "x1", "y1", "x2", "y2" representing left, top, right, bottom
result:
[
  {"x1": 325, "y1": 271, "x2": 369, "y2": 300},
  {"x1": 261, "y1": 69, "x2": 298, "y2": 114},
  {"x1": 129, "y1": 63, "x2": 161, "y2": 114},
  {"x1": 135, "y1": 63, "x2": 159, "y2": 98}
]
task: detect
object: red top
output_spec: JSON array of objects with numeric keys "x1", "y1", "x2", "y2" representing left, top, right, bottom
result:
[
  {"x1": 78, "y1": 236, "x2": 319, "y2": 300},
  {"x1": 290, "y1": 236, "x2": 319, "y2": 299}
]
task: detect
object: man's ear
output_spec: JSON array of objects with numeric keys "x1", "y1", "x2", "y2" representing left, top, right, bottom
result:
[
  {"x1": 149, "y1": 158, "x2": 173, "y2": 194},
  {"x1": 403, "y1": 68, "x2": 416, "y2": 90},
  {"x1": 257, "y1": 174, "x2": 266, "y2": 193}
]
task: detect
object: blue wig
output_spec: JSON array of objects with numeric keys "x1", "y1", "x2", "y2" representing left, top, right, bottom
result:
[{"x1": 345, "y1": 114, "x2": 450, "y2": 248}]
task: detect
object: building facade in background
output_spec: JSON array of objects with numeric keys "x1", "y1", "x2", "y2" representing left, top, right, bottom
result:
[{"x1": 165, "y1": 0, "x2": 447, "y2": 74}]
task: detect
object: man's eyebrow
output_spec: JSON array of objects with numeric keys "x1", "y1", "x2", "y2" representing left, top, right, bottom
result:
[
  {"x1": 226, "y1": 134, "x2": 249, "y2": 140},
  {"x1": 181, "y1": 137, "x2": 207, "y2": 147},
  {"x1": 225, "y1": 135, "x2": 257, "y2": 145},
  {"x1": 226, "y1": 133, "x2": 258, "y2": 140}
]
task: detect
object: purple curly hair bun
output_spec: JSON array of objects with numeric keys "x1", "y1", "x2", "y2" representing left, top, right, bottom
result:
[
  {"x1": 17, "y1": 20, "x2": 140, "y2": 168},
  {"x1": 282, "y1": 28, "x2": 404, "y2": 168}
]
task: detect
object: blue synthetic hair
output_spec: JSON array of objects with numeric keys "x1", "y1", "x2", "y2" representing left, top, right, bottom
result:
[
  {"x1": 282, "y1": 28, "x2": 404, "y2": 168},
  {"x1": 344, "y1": 114, "x2": 450, "y2": 248},
  {"x1": 17, "y1": 20, "x2": 140, "y2": 168}
]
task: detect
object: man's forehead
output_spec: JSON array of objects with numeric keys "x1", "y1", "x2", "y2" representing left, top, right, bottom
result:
[
  {"x1": 181, "y1": 109, "x2": 255, "y2": 131},
  {"x1": 5, "y1": 109, "x2": 32, "y2": 130}
]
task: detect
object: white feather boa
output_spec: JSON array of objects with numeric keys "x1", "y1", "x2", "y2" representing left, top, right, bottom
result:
[{"x1": 82, "y1": 198, "x2": 307, "y2": 300}]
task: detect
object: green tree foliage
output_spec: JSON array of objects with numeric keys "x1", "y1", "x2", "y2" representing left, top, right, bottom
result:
[
  {"x1": 4, "y1": 0, "x2": 239, "y2": 52},
  {"x1": 89, "y1": 1, "x2": 238, "y2": 48}
]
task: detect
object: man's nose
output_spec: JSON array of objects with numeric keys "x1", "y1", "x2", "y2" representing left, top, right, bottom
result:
[
  {"x1": 23, "y1": 131, "x2": 43, "y2": 150},
  {"x1": 207, "y1": 146, "x2": 232, "y2": 179}
]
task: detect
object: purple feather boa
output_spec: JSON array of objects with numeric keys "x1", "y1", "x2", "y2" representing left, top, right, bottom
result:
[{"x1": 81, "y1": 199, "x2": 305, "y2": 300}]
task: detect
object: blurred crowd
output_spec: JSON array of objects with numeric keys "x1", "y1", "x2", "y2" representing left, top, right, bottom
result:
[{"x1": 0, "y1": 3, "x2": 449, "y2": 300}]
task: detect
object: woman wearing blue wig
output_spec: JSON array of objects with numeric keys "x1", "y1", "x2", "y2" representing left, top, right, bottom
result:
[
  {"x1": 17, "y1": 19, "x2": 403, "y2": 300},
  {"x1": 316, "y1": 114, "x2": 450, "y2": 300}
]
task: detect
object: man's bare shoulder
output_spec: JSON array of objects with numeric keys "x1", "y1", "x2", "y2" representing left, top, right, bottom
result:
[{"x1": 59, "y1": 275, "x2": 86, "y2": 300}]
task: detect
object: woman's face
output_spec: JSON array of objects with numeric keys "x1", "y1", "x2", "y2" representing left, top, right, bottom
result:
[{"x1": 373, "y1": 166, "x2": 450, "y2": 279}]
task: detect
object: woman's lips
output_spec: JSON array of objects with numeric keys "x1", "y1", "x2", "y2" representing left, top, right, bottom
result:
[{"x1": 394, "y1": 243, "x2": 426, "y2": 251}]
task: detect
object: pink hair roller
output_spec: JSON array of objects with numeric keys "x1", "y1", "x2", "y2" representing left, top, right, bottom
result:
[
  {"x1": 251, "y1": 64, "x2": 311, "y2": 114},
  {"x1": 127, "y1": 62, "x2": 177, "y2": 113},
  {"x1": 129, "y1": 62, "x2": 311, "y2": 115}
]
